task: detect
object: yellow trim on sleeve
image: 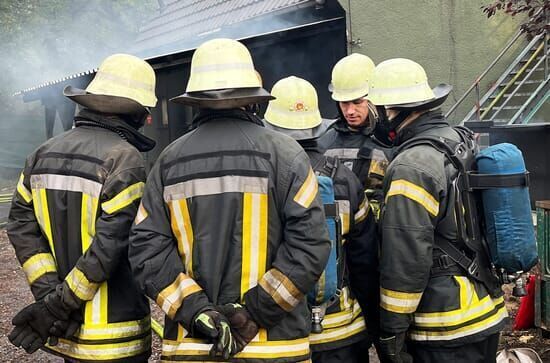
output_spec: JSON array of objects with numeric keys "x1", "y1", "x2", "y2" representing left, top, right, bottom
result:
[
  {"x1": 22, "y1": 253, "x2": 57, "y2": 284},
  {"x1": 380, "y1": 287, "x2": 423, "y2": 314},
  {"x1": 156, "y1": 273, "x2": 202, "y2": 319},
  {"x1": 66, "y1": 267, "x2": 100, "y2": 301},
  {"x1": 17, "y1": 173, "x2": 32, "y2": 203},
  {"x1": 293, "y1": 168, "x2": 318, "y2": 208},
  {"x1": 101, "y1": 182, "x2": 144, "y2": 214},
  {"x1": 385, "y1": 179, "x2": 439, "y2": 216}
]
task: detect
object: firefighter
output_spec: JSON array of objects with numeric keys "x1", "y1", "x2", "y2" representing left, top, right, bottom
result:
[
  {"x1": 7, "y1": 54, "x2": 157, "y2": 361},
  {"x1": 263, "y1": 76, "x2": 380, "y2": 363},
  {"x1": 318, "y1": 53, "x2": 392, "y2": 216},
  {"x1": 368, "y1": 58, "x2": 508, "y2": 363},
  {"x1": 128, "y1": 38, "x2": 331, "y2": 362}
]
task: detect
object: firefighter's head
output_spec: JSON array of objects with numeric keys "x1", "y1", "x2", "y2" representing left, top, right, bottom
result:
[
  {"x1": 263, "y1": 76, "x2": 330, "y2": 141},
  {"x1": 329, "y1": 53, "x2": 376, "y2": 130},
  {"x1": 171, "y1": 38, "x2": 274, "y2": 109},
  {"x1": 368, "y1": 58, "x2": 452, "y2": 140},
  {"x1": 64, "y1": 54, "x2": 157, "y2": 126}
]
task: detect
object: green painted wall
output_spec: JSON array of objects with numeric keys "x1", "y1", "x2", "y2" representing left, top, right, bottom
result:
[{"x1": 337, "y1": 0, "x2": 530, "y2": 123}]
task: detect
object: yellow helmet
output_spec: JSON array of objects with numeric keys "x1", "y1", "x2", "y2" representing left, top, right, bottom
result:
[
  {"x1": 330, "y1": 53, "x2": 375, "y2": 102},
  {"x1": 264, "y1": 76, "x2": 330, "y2": 140},
  {"x1": 64, "y1": 53, "x2": 157, "y2": 114},
  {"x1": 368, "y1": 58, "x2": 452, "y2": 109},
  {"x1": 171, "y1": 38, "x2": 273, "y2": 109}
]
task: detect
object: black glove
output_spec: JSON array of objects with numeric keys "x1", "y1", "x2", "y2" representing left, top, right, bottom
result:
[
  {"x1": 378, "y1": 332, "x2": 413, "y2": 363},
  {"x1": 8, "y1": 323, "x2": 43, "y2": 353},
  {"x1": 193, "y1": 309, "x2": 237, "y2": 359},
  {"x1": 49, "y1": 310, "x2": 83, "y2": 343},
  {"x1": 216, "y1": 303, "x2": 259, "y2": 353}
]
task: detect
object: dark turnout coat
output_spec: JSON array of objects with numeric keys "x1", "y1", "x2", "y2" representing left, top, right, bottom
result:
[
  {"x1": 303, "y1": 144, "x2": 380, "y2": 353},
  {"x1": 8, "y1": 110, "x2": 152, "y2": 362},
  {"x1": 129, "y1": 109, "x2": 331, "y2": 362},
  {"x1": 379, "y1": 111, "x2": 507, "y2": 346}
]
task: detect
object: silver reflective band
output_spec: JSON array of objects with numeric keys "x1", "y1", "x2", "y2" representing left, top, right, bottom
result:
[
  {"x1": 30, "y1": 174, "x2": 102, "y2": 198},
  {"x1": 370, "y1": 81, "x2": 433, "y2": 98},
  {"x1": 94, "y1": 71, "x2": 154, "y2": 92},
  {"x1": 192, "y1": 62, "x2": 255, "y2": 74},
  {"x1": 332, "y1": 83, "x2": 369, "y2": 94},
  {"x1": 164, "y1": 175, "x2": 269, "y2": 201},
  {"x1": 324, "y1": 148, "x2": 359, "y2": 159}
]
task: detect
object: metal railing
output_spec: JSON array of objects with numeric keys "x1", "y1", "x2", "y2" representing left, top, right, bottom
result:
[{"x1": 446, "y1": 8, "x2": 548, "y2": 124}]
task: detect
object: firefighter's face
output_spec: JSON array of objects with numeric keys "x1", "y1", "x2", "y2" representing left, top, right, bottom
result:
[{"x1": 339, "y1": 98, "x2": 369, "y2": 129}]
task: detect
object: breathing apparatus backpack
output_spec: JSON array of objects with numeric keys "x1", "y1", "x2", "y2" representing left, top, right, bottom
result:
[
  {"x1": 396, "y1": 126, "x2": 537, "y2": 297},
  {"x1": 307, "y1": 156, "x2": 345, "y2": 333}
]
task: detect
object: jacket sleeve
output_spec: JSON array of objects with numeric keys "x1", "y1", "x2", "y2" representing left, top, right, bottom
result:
[
  {"x1": 8, "y1": 157, "x2": 61, "y2": 301},
  {"x1": 59, "y1": 159, "x2": 147, "y2": 310},
  {"x1": 129, "y1": 161, "x2": 212, "y2": 332},
  {"x1": 344, "y1": 173, "x2": 380, "y2": 336},
  {"x1": 244, "y1": 150, "x2": 331, "y2": 328},
  {"x1": 379, "y1": 162, "x2": 445, "y2": 334}
]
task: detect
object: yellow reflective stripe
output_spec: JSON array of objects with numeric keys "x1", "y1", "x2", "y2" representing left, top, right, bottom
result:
[
  {"x1": 336, "y1": 200, "x2": 350, "y2": 235},
  {"x1": 177, "y1": 324, "x2": 188, "y2": 341},
  {"x1": 32, "y1": 188, "x2": 55, "y2": 258},
  {"x1": 134, "y1": 202, "x2": 148, "y2": 225},
  {"x1": 321, "y1": 300, "x2": 362, "y2": 329},
  {"x1": 409, "y1": 304, "x2": 508, "y2": 341},
  {"x1": 339, "y1": 286, "x2": 352, "y2": 312},
  {"x1": 157, "y1": 272, "x2": 202, "y2": 319},
  {"x1": 77, "y1": 316, "x2": 151, "y2": 340},
  {"x1": 17, "y1": 173, "x2": 32, "y2": 203},
  {"x1": 101, "y1": 182, "x2": 144, "y2": 214},
  {"x1": 293, "y1": 168, "x2": 318, "y2": 208},
  {"x1": 81, "y1": 194, "x2": 99, "y2": 253},
  {"x1": 354, "y1": 197, "x2": 370, "y2": 224},
  {"x1": 385, "y1": 179, "x2": 439, "y2": 216},
  {"x1": 259, "y1": 268, "x2": 304, "y2": 312},
  {"x1": 309, "y1": 315, "x2": 366, "y2": 345},
  {"x1": 66, "y1": 267, "x2": 100, "y2": 301},
  {"x1": 380, "y1": 287, "x2": 423, "y2": 314},
  {"x1": 162, "y1": 337, "x2": 310, "y2": 359},
  {"x1": 169, "y1": 199, "x2": 194, "y2": 277},
  {"x1": 46, "y1": 335, "x2": 151, "y2": 360},
  {"x1": 241, "y1": 193, "x2": 268, "y2": 301},
  {"x1": 22, "y1": 253, "x2": 57, "y2": 284}
]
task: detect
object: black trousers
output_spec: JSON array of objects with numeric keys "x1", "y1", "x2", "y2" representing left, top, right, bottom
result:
[
  {"x1": 311, "y1": 339, "x2": 372, "y2": 363},
  {"x1": 408, "y1": 333, "x2": 500, "y2": 363}
]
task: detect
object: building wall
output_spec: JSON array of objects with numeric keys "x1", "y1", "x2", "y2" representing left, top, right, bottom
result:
[{"x1": 337, "y1": 0, "x2": 527, "y2": 123}]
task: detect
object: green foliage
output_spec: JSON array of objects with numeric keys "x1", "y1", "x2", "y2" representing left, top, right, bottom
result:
[{"x1": 482, "y1": 0, "x2": 549, "y2": 35}]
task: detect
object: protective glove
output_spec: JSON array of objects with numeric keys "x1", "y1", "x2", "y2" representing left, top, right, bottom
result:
[
  {"x1": 48, "y1": 310, "x2": 83, "y2": 344},
  {"x1": 193, "y1": 309, "x2": 237, "y2": 359},
  {"x1": 378, "y1": 332, "x2": 413, "y2": 363},
  {"x1": 8, "y1": 323, "x2": 43, "y2": 353},
  {"x1": 216, "y1": 303, "x2": 259, "y2": 353}
]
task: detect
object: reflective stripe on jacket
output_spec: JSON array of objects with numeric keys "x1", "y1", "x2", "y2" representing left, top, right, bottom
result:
[
  {"x1": 318, "y1": 118, "x2": 391, "y2": 197},
  {"x1": 305, "y1": 149, "x2": 379, "y2": 352},
  {"x1": 129, "y1": 109, "x2": 331, "y2": 362},
  {"x1": 8, "y1": 114, "x2": 151, "y2": 362},
  {"x1": 379, "y1": 111, "x2": 507, "y2": 346}
]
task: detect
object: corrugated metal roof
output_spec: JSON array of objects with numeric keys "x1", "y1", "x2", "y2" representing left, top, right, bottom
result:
[
  {"x1": 133, "y1": 0, "x2": 311, "y2": 54},
  {"x1": 16, "y1": 0, "x2": 321, "y2": 96}
]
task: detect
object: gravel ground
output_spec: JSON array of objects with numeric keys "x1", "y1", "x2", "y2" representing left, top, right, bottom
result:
[{"x1": 0, "y1": 228, "x2": 547, "y2": 362}]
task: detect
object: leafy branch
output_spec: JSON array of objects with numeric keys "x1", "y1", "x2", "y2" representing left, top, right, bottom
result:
[{"x1": 482, "y1": 0, "x2": 549, "y2": 35}]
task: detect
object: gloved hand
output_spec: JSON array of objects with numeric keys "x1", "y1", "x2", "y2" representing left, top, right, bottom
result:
[
  {"x1": 193, "y1": 309, "x2": 237, "y2": 359},
  {"x1": 378, "y1": 332, "x2": 413, "y2": 363},
  {"x1": 216, "y1": 303, "x2": 259, "y2": 353},
  {"x1": 10, "y1": 288, "x2": 73, "y2": 347},
  {"x1": 8, "y1": 323, "x2": 43, "y2": 353},
  {"x1": 48, "y1": 310, "x2": 83, "y2": 344}
]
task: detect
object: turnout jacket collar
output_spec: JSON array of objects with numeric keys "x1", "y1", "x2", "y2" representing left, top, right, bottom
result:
[
  {"x1": 192, "y1": 108, "x2": 265, "y2": 128},
  {"x1": 393, "y1": 110, "x2": 449, "y2": 147},
  {"x1": 74, "y1": 108, "x2": 156, "y2": 152},
  {"x1": 329, "y1": 117, "x2": 372, "y2": 136}
]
